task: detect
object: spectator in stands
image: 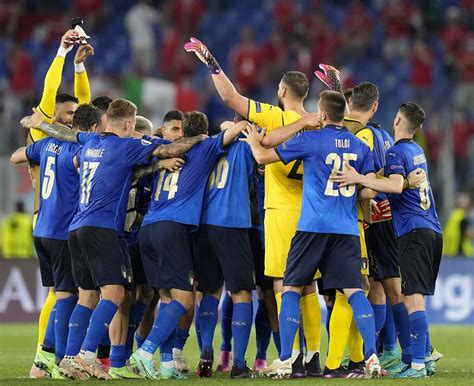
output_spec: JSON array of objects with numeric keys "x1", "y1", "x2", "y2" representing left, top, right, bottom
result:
[
  {"x1": 443, "y1": 193, "x2": 473, "y2": 257},
  {"x1": 0, "y1": 201, "x2": 33, "y2": 259},
  {"x1": 125, "y1": 0, "x2": 160, "y2": 74},
  {"x1": 230, "y1": 25, "x2": 263, "y2": 98},
  {"x1": 453, "y1": 34, "x2": 474, "y2": 113}
]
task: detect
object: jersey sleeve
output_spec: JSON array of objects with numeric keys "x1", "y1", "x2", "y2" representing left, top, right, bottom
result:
[
  {"x1": 275, "y1": 133, "x2": 310, "y2": 165},
  {"x1": 124, "y1": 137, "x2": 159, "y2": 166},
  {"x1": 247, "y1": 99, "x2": 285, "y2": 133},
  {"x1": 359, "y1": 145, "x2": 376, "y2": 175},
  {"x1": 199, "y1": 131, "x2": 227, "y2": 159},
  {"x1": 25, "y1": 139, "x2": 46, "y2": 163},
  {"x1": 385, "y1": 149, "x2": 406, "y2": 177},
  {"x1": 76, "y1": 131, "x2": 98, "y2": 144},
  {"x1": 74, "y1": 69, "x2": 91, "y2": 105},
  {"x1": 29, "y1": 56, "x2": 66, "y2": 143}
]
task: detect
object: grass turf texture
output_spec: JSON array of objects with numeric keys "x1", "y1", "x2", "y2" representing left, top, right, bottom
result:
[{"x1": 0, "y1": 324, "x2": 472, "y2": 385}]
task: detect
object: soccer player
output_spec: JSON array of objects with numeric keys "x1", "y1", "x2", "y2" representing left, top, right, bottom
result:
[
  {"x1": 23, "y1": 99, "x2": 206, "y2": 380},
  {"x1": 194, "y1": 116, "x2": 258, "y2": 379},
  {"x1": 129, "y1": 112, "x2": 247, "y2": 379},
  {"x1": 12, "y1": 104, "x2": 101, "y2": 379},
  {"x1": 185, "y1": 37, "x2": 322, "y2": 376},
  {"x1": 332, "y1": 102, "x2": 443, "y2": 378},
  {"x1": 242, "y1": 90, "x2": 384, "y2": 379},
  {"x1": 25, "y1": 30, "x2": 92, "y2": 378}
]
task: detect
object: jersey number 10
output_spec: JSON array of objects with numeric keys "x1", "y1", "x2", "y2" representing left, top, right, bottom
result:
[{"x1": 324, "y1": 152, "x2": 358, "y2": 197}]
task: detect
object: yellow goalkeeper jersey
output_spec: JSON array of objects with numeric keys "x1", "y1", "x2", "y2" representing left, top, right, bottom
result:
[
  {"x1": 27, "y1": 55, "x2": 91, "y2": 218},
  {"x1": 248, "y1": 100, "x2": 303, "y2": 210}
]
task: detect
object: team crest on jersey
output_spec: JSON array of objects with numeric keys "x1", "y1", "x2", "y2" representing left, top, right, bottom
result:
[{"x1": 141, "y1": 139, "x2": 152, "y2": 146}]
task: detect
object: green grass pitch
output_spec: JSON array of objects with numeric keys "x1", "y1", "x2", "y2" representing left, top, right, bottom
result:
[{"x1": 0, "y1": 323, "x2": 473, "y2": 385}]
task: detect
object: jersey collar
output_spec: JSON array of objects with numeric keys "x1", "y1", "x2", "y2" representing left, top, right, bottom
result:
[
  {"x1": 394, "y1": 138, "x2": 414, "y2": 145},
  {"x1": 100, "y1": 132, "x2": 119, "y2": 138},
  {"x1": 323, "y1": 124, "x2": 348, "y2": 131}
]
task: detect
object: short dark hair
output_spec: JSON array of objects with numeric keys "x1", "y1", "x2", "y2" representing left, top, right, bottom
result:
[
  {"x1": 351, "y1": 82, "x2": 379, "y2": 112},
  {"x1": 318, "y1": 90, "x2": 346, "y2": 122},
  {"x1": 281, "y1": 71, "x2": 309, "y2": 99},
  {"x1": 399, "y1": 102, "x2": 425, "y2": 133},
  {"x1": 182, "y1": 111, "x2": 209, "y2": 137},
  {"x1": 163, "y1": 110, "x2": 183, "y2": 123},
  {"x1": 92, "y1": 96, "x2": 113, "y2": 114},
  {"x1": 72, "y1": 103, "x2": 101, "y2": 131},
  {"x1": 344, "y1": 88, "x2": 353, "y2": 101},
  {"x1": 56, "y1": 93, "x2": 79, "y2": 104}
]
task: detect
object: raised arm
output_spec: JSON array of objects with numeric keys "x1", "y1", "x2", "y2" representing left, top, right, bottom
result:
[
  {"x1": 184, "y1": 37, "x2": 249, "y2": 117},
  {"x1": 260, "y1": 113, "x2": 320, "y2": 148},
  {"x1": 20, "y1": 109, "x2": 79, "y2": 143},
  {"x1": 223, "y1": 120, "x2": 249, "y2": 146},
  {"x1": 240, "y1": 125, "x2": 280, "y2": 165},
  {"x1": 153, "y1": 134, "x2": 208, "y2": 159},
  {"x1": 36, "y1": 30, "x2": 78, "y2": 123},
  {"x1": 10, "y1": 147, "x2": 28, "y2": 164},
  {"x1": 74, "y1": 44, "x2": 94, "y2": 105}
]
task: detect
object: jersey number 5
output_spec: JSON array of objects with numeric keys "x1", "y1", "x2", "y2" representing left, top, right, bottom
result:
[
  {"x1": 42, "y1": 156, "x2": 56, "y2": 200},
  {"x1": 324, "y1": 153, "x2": 358, "y2": 197}
]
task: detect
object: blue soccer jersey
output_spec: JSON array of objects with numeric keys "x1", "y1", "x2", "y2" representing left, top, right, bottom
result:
[
  {"x1": 368, "y1": 123, "x2": 394, "y2": 202},
  {"x1": 276, "y1": 125, "x2": 375, "y2": 236},
  {"x1": 69, "y1": 133, "x2": 162, "y2": 235},
  {"x1": 142, "y1": 132, "x2": 226, "y2": 227},
  {"x1": 26, "y1": 137, "x2": 81, "y2": 240},
  {"x1": 200, "y1": 141, "x2": 255, "y2": 228},
  {"x1": 384, "y1": 139, "x2": 442, "y2": 237},
  {"x1": 124, "y1": 174, "x2": 154, "y2": 246}
]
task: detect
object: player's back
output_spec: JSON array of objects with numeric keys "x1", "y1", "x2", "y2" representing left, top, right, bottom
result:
[
  {"x1": 248, "y1": 100, "x2": 303, "y2": 210},
  {"x1": 200, "y1": 140, "x2": 255, "y2": 228},
  {"x1": 26, "y1": 137, "x2": 80, "y2": 240},
  {"x1": 279, "y1": 126, "x2": 374, "y2": 236},
  {"x1": 143, "y1": 132, "x2": 226, "y2": 227},
  {"x1": 70, "y1": 133, "x2": 158, "y2": 234},
  {"x1": 385, "y1": 140, "x2": 442, "y2": 237}
]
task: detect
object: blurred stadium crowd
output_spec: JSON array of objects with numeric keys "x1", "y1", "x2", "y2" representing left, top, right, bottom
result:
[{"x1": 0, "y1": 0, "x2": 473, "y2": 255}]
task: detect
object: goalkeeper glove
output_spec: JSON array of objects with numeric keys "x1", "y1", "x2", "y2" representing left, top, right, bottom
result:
[
  {"x1": 314, "y1": 63, "x2": 343, "y2": 93},
  {"x1": 184, "y1": 37, "x2": 221, "y2": 75}
]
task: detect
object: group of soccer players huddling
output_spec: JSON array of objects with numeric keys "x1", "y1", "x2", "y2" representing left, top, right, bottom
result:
[{"x1": 12, "y1": 28, "x2": 444, "y2": 381}]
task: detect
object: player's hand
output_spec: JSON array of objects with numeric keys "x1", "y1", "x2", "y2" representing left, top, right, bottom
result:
[
  {"x1": 331, "y1": 162, "x2": 362, "y2": 187},
  {"x1": 61, "y1": 29, "x2": 80, "y2": 49},
  {"x1": 20, "y1": 107, "x2": 43, "y2": 129},
  {"x1": 184, "y1": 37, "x2": 221, "y2": 74},
  {"x1": 74, "y1": 44, "x2": 94, "y2": 64},
  {"x1": 240, "y1": 124, "x2": 265, "y2": 147},
  {"x1": 158, "y1": 157, "x2": 185, "y2": 172},
  {"x1": 300, "y1": 113, "x2": 320, "y2": 130},
  {"x1": 314, "y1": 63, "x2": 343, "y2": 93},
  {"x1": 407, "y1": 167, "x2": 426, "y2": 189}
]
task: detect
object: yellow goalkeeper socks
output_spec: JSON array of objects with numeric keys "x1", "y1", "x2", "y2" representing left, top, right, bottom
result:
[
  {"x1": 326, "y1": 291, "x2": 352, "y2": 370},
  {"x1": 36, "y1": 289, "x2": 56, "y2": 353},
  {"x1": 301, "y1": 292, "x2": 321, "y2": 361},
  {"x1": 348, "y1": 319, "x2": 364, "y2": 363}
]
